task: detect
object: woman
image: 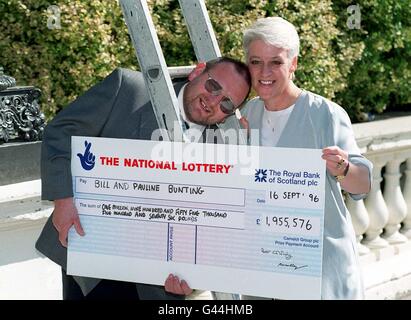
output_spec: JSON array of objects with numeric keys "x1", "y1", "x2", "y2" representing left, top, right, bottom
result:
[{"x1": 240, "y1": 17, "x2": 372, "y2": 299}]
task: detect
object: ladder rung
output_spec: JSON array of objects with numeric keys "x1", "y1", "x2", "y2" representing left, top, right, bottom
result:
[{"x1": 168, "y1": 66, "x2": 195, "y2": 79}]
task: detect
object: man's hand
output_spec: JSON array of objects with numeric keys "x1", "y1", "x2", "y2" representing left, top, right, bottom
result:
[
  {"x1": 164, "y1": 274, "x2": 193, "y2": 296},
  {"x1": 52, "y1": 197, "x2": 85, "y2": 247}
]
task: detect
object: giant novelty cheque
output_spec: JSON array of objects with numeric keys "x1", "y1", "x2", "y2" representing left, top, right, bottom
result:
[{"x1": 68, "y1": 136, "x2": 325, "y2": 299}]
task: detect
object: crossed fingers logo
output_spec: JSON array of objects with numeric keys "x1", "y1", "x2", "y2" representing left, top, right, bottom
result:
[{"x1": 77, "y1": 140, "x2": 96, "y2": 171}]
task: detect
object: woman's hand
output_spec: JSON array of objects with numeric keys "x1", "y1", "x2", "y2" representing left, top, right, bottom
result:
[
  {"x1": 322, "y1": 146, "x2": 349, "y2": 177},
  {"x1": 322, "y1": 146, "x2": 371, "y2": 194}
]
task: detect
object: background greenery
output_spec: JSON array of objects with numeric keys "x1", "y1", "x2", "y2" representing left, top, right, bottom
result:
[{"x1": 1, "y1": 0, "x2": 410, "y2": 121}]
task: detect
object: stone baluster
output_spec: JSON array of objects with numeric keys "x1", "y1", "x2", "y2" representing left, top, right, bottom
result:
[
  {"x1": 382, "y1": 158, "x2": 408, "y2": 244},
  {"x1": 363, "y1": 157, "x2": 389, "y2": 248},
  {"x1": 345, "y1": 197, "x2": 370, "y2": 255},
  {"x1": 400, "y1": 157, "x2": 411, "y2": 239}
]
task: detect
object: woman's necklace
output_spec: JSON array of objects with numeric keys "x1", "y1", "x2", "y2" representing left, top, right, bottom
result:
[{"x1": 266, "y1": 116, "x2": 275, "y2": 133}]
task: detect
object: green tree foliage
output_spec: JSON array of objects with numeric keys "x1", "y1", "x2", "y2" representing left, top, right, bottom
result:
[
  {"x1": 0, "y1": 0, "x2": 409, "y2": 121},
  {"x1": 333, "y1": 0, "x2": 411, "y2": 117},
  {"x1": 0, "y1": 0, "x2": 136, "y2": 119},
  {"x1": 263, "y1": 0, "x2": 364, "y2": 105}
]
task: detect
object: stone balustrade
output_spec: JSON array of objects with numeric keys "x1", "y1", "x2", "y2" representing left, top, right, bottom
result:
[{"x1": 350, "y1": 115, "x2": 411, "y2": 299}]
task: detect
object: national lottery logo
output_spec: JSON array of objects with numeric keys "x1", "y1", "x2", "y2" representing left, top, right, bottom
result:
[
  {"x1": 77, "y1": 140, "x2": 96, "y2": 171},
  {"x1": 254, "y1": 169, "x2": 267, "y2": 182}
]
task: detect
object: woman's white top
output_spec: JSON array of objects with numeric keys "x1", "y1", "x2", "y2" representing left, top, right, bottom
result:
[{"x1": 261, "y1": 104, "x2": 295, "y2": 147}]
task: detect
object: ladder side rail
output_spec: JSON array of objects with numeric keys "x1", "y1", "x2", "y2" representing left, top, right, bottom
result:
[
  {"x1": 178, "y1": 0, "x2": 247, "y2": 146},
  {"x1": 178, "y1": 0, "x2": 221, "y2": 61},
  {"x1": 120, "y1": 0, "x2": 183, "y2": 142}
]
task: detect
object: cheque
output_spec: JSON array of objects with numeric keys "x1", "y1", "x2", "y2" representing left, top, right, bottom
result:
[{"x1": 68, "y1": 136, "x2": 325, "y2": 299}]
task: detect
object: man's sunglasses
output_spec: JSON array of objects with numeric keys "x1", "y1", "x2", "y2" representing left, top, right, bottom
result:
[{"x1": 204, "y1": 71, "x2": 237, "y2": 114}]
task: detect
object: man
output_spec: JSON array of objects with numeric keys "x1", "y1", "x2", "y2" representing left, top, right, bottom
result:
[{"x1": 35, "y1": 57, "x2": 251, "y2": 300}]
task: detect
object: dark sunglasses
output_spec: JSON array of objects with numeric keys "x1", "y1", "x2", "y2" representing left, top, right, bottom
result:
[{"x1": 204, "y1": 71, "x2": 237, "y2": 114}]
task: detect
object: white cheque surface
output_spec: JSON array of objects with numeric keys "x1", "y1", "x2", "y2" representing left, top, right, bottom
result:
[{"x1": 68, "y1": 136, "x2": 325, "y2": 299}]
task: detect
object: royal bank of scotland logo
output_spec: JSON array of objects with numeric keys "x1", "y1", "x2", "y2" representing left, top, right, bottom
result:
[{"x1": 254, "y1": 169, "x2": 267, "y2": 182}]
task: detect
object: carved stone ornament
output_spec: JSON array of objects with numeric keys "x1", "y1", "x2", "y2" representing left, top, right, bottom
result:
[
  {"x1": 0, "y1": 85, "x2": 46, "y2": 143},
  {"x1": 0, "y1": 67, "x2": 16, "y2": 91}
]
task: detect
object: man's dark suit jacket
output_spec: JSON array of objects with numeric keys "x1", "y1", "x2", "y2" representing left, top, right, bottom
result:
[{"x1": 36, "y1": 68, "x2": 188, "y2": 299}]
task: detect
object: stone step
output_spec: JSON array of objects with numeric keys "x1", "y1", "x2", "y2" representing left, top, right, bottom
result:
[
  {"x1": 0, "y1": 179, "x2": 41, "y2": 202},
  {"x1": 0, "y1": 179, "x2": 53, "y2": 230},
  {"x1": 0, "y1": 196, "x2": 52, "y2": 218}
]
